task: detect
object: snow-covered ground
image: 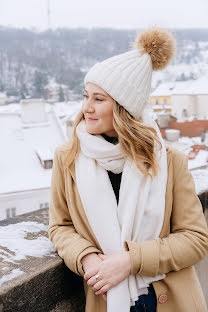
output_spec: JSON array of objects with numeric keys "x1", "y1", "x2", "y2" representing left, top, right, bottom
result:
[{"x1": 0, "y1": 108, "x2": 66, "y2": 194}]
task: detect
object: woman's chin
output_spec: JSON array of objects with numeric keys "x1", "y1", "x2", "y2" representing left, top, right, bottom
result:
[{"x1": 85, "y1": 125, "x2": 101, "y2": 135}]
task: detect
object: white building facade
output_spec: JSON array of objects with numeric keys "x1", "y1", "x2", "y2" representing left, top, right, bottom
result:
[{"x1": 151, "y1": 76, "x2": 208, "y2": 121}]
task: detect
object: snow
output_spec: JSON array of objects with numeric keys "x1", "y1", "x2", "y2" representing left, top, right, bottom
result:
[
  {"x1": 165, "y1": 136, "x2": 208, "y2": 192},
  {"x1": 188, "y1": 150, "x2": 208, "y2": 170},
  {"x1": 179, "y1": 136, "x2": 202, "y2": 145},
  {"x1": 151, "y1": 82, "x2": 174, "y2": 96},
  {"x1": 0, "y1": 100, "x2": 82, "y2": 194},
  {"x1": 165, "y1": 137, "x2": 195, "y2": 154},
  {"x1": 152, "y1": 105, "x2": 171, "y2": 110},
  {"x1": 45, "y1": 77, "x2": 68, "y2": 89},
  {"x1": 54, "y1": 101, "x2": 82, "y2": 118},
  {"x1": 0, "y1": 108, "x2": 66, "y2": 194},
  {"x1": 165, "y1": 129, "x2": 179, "y2": 133},
  {"x1": 0, "y1": 92, "x2": 7, "y2": 98},
  {"x1": 151, "y1": 75, "x2": 208, "y2": 96},
  {"x1": 191, "y1": 169, "x2": 208, "y2": 195},
  {"x1": 0, "y1": 221, "x2": 55, "y2": 264},
  {"x1": 0, "y1": 268, "x2": 24, "y2": 286},
  {"x1": 35, "y1": 146, "x2": 54, "y2": 161},
  {"x1": 0, "y1": 103, "x2": 20, "y2": 113}
]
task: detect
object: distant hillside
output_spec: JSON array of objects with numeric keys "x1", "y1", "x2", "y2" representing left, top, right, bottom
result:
[{"x1": 0, "y1": 26, "x2": 208, "y2": 100}]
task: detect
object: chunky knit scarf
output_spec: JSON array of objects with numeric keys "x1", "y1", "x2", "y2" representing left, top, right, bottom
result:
[{"x1": 75, "y1": 110, "x2": 167, "y2": 312}]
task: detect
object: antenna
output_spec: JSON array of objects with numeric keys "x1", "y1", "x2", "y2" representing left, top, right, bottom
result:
[{"x1": 47, "y1": 0, "x2": 51, "y2": 30}]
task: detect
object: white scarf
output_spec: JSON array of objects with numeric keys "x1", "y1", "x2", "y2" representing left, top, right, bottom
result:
[{"x1": 75, "y1": 110, "x2": 167, "y2": 312}]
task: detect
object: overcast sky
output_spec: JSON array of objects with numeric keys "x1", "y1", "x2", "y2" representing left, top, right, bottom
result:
[{"x1": 0, "y1": 0, "x2": 208, "y2": 31}]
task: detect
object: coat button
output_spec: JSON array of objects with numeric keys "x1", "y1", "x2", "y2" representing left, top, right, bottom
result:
[{"x1": 158, "y1": 294, "x2": 168, "y2": 303}]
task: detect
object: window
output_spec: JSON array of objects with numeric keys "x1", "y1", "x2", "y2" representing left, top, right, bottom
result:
[
  {"x1": 156, "y1": 99, "x2": 159, "y2": 105},
  {"x1": 182, "y1": 109, "x2": 188, "y2": 118},
  {"x1": 6, "y1": 209, "x2": 10, "y2": 219},
  {"x1": 163, "y1": 98, "x2": 167, "y2": 105},
  {"x1": 11, "y1": 208, "x2": 16, "y2": 217},
  {"x1": 44, "y1": 160, "x2": 53, "y2": 169},
  {"x1": 6, "y1": 207, "x2": 16, "y2": 219}
]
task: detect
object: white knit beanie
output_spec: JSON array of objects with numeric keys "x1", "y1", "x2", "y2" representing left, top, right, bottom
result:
[{"x1": 84, "y1": 27, "x2": 176, "y2": 121}]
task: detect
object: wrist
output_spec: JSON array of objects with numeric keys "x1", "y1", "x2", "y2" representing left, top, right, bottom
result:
[
  {"x1": 81, "y1": 252, "x2": 98, "y2": 266},
  {"x1": 124, "y1": 251, "x2": 131, "y2": 273}
]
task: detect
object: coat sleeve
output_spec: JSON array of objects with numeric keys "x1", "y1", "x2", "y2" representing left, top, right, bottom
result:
[
  {"x1": 48, "y1": 147, "x2": 102, "y2": 277},
  {"x1": 125, "y1": 151, "x2": 208, "y2": 276}
]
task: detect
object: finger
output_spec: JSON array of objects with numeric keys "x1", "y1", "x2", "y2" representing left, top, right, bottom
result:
[
  {"x1": 95, "y1": 284, "x2": 110, "y2": 295},
  {"x1": 84, "y1": 268, "x2": 99, "y2": 280},
  {"x1": 87, "y1": 274, "x2": 100, "y2": 286},
  {"x1": 101, "y1": 293, "x2": 107, "y2": 302},
  {"x1": 87, "y1": 272, "x2": 104, "y2": 286},
  {"x1": 97, "y1": 254, "x2": 107, "y2": 260},
  {"x1": 92, "y1": 280, "x2": 106, "y2": 292}
]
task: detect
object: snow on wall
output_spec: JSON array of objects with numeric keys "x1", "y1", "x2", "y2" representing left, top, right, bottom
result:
[{"x1": 0, "y1": 221, "x2": 55, "y2": 264}]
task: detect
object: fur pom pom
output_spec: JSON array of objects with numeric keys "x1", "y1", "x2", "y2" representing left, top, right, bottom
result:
[{"x1": 133, "y1": 27, "x2": 176, "y2": 71}]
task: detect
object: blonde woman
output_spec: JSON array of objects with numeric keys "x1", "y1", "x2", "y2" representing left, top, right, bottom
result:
[{"x1": 48, "y1": 28, "x2": 208, "y2": 312}]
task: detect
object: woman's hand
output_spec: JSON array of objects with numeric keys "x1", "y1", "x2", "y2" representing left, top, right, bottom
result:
[
  {"x1": 84, "y1": 251, "x2": 131, "y2": 296},
  {"x1": 81, "y1": 252, "x2": 102, "y2": 273},
  {"x1": 81, "y1": 253, "x2": 107, "y2": 302}
]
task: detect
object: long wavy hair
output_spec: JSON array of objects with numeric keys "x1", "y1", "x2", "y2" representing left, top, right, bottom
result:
[{"x1": 63, "y1": 101, "x2": 162, "y2": 178}]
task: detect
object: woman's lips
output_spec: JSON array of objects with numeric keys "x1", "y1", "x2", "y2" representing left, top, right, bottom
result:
[{"x1": 86, "y1": 117, "x2": 98, "y2": 121}]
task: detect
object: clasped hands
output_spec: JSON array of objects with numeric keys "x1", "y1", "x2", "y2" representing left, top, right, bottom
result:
[{"x1": 81, "y1": 251, "x2": 131, "y2": 302}]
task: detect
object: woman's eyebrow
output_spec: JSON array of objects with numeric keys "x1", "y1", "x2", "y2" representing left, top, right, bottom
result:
[{"x1": 84, "y1": 90, "x2": 107, "y2": 97}]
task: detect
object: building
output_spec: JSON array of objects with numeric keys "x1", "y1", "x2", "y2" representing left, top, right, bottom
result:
[
  {"x1": 0, "y1": 92, "x2": 18, "y2": 105},
  {"x1": 150, "y1": 82, "x2": 172, "y2": 111},
  {"x1": 53, "y1": 101, "x2": 82, "y2": 138},
  {"x1": 0, "y1": 99, "x2": 67, "y2": 221},
  {"x1": 150, "y1": 76, "x2": 208, "y2": 120}
]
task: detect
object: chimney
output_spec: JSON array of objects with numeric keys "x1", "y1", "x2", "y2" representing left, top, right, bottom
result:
[
  {"x1": 165, "y1": 129, "x2": 180, "y2": 142},
  {"x1": 20, "y1": 99, "x2": 48, "y2": 124},
  {"x1": 157, "y1": 112, "x2": 170, "y2": 129}
]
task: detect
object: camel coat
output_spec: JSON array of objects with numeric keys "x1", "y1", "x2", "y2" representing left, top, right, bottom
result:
[{"x1": 48, "y1": 142, "x2": 208, "y2": 312}]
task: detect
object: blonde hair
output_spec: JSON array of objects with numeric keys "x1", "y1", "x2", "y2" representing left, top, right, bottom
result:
[{"x1": 63, "y1": 101, "x2": 162, "y2": 178}]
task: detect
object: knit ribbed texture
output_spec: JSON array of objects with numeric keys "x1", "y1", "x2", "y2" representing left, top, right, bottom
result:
[{"x1": 84, "y1": 49, "x2": 152, "y2": 120}]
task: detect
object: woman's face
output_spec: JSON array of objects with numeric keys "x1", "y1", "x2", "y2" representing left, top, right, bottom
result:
[{"x1": 82, "y1": 82, "x2": 118, "y2": 136}]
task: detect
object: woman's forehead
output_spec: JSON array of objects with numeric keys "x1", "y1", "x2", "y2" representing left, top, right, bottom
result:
[{"x1": 85, "y1": 82, "x2": 109, "y2": 96}]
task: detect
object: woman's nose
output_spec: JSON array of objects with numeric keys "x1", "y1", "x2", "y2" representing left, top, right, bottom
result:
[{"x1": 84, "y1": 100, "x2": 95, "y2": 112}]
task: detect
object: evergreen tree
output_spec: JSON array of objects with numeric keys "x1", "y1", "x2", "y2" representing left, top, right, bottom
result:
[
  {"x1": 33, "y1": 70, "x2": 48, "y2": 98},
  {"x1": 59, "y1": 86, "x2": 65, "y2": 102}
]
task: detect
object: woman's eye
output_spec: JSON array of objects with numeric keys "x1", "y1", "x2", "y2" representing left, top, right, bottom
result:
[{"x1": 82, "y1": 94, "x2": 103, "y2": 102}]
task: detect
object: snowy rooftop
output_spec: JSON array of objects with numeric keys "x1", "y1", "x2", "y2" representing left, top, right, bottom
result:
[
  {"x1": 0, "y1": 92, "x2": 7, "y2": 98},
  {"x1": 151, "y1": 75, "x2": 208, "y2": 96},
  {"x1": 53, "y1": 100, "x2": 82, "y2": 119},
  {"x1": 165, "y1": 136, "x2": 208, "y2": 194},
  {"x1": 152, "y1": 104, "x2": 171, "y2": 110},
  {"x1": 0, "y1": 104, "x2": 67, "y2": 194},
  {"x1": 191, "y1": 169, "x2": 208, "y2": 195}
]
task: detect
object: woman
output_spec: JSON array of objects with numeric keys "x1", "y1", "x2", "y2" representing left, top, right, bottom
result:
[{"x1": 48, "y1": 27, "x2": 208, "y2": 312}]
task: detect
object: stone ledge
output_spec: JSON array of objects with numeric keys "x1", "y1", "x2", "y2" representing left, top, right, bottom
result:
[{"x1": 0, "y1": 208, "x2": 85, "y2": 312}]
